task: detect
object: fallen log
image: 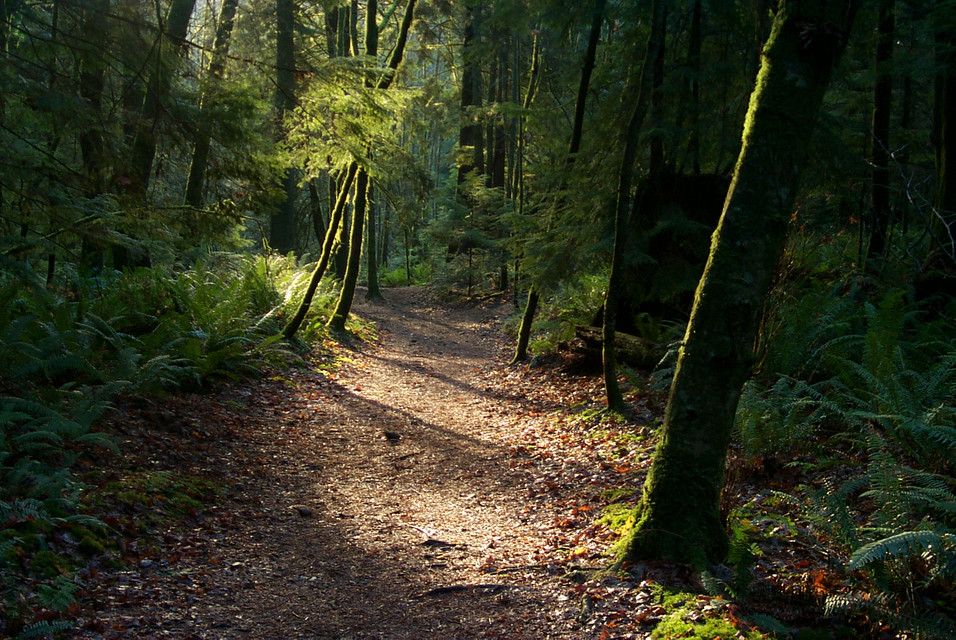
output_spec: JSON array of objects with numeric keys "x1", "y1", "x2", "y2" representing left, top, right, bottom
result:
[{"x1": 574, "y1": 326, "x2": 666, "y2": 371}]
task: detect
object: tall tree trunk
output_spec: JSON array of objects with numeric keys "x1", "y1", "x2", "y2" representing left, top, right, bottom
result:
[
  {"x1": 617, "y1": 0, "x2": 859, "y2": 568},
  {"x1": 119, "y1": 0, "x2": 195, "y2": 269},
  {"x1": 270, "y1": 0, "x2": 297, "y2": 254},
  {"x1": 869, "y1": 0, "x2": 894, "y2": 259},
  {"x1": 687, "y1": 0, "x2": 702, "y2": 175},
  {"x1": 603, "y1": 0, "x2": 664, "y2": 411},
  {"x1": 77, "y1": 0, "x2": 111, "y2": 275},
  {"x1": 364, "y1": 0, "x2": 384, "y2": 301},
  {"x1": 934, "y1": 2, "x2": 956, "y2": 259},
  {"x1": 309, "y1": 178, "x2": 327, "y2": 245},
  {"x1": 512, "y1": 0, "x2": 603, "y2": 364},
  {"x1": 184, "y1": 0, "x2": 239, "y2": 207},
  {"x1": 366, "y1": 182, "x2": 384, "y2": 299},
  {"x1": 129, "y1": 0, "x2": 197, "y2": 197},
  {"x1": 458, "y1": 3, "x2": 484, "y2": 189}
]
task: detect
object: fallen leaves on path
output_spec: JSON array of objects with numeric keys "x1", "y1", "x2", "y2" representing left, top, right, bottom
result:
[{"x1": 62, "y1": 287, "x2": 847, "y2": 639}]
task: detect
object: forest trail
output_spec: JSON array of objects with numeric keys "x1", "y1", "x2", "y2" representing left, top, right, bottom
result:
[{"x1": 77, "y1": 287, "x2": 622, "y2": 639}]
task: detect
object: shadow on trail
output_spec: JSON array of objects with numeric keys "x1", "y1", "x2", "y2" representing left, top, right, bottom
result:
[{"x1": 192, "y1": 378, "x2": 591, "y2": 638}]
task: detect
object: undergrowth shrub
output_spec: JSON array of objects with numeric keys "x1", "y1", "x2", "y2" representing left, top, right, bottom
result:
[
  {"x1": 0, "y1": 252, "x2": 339, "y2": 632},
  {"x1": 525, "y1": 272, "x2": 609, "y2": 354},
  {"x1": 736, "y1": 280, "x2": 956, "y2": 637}
]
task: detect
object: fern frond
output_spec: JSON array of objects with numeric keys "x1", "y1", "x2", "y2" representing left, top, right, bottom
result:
[
  {"x1": 848, "y1": 530, "x2": 954, "y2": 570},
  {"x1": 15, "y1": 619, "x2": 74, "y2": 639}
]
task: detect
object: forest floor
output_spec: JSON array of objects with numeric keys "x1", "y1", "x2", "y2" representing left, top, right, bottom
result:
[{"x1": 69, "y1": 287, "x2": 838, "y2": 639}]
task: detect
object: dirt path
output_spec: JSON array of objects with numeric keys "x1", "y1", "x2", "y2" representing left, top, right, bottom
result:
[{"x1": 77, "y1": 288, "x2": 607, "y2": 639}]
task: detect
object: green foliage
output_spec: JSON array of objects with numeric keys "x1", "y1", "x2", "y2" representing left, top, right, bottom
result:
[
  {"x1": 523, "y1": 272, "x2": 608, "y2": 354},
  {"x1": 0, "y1": 252, "x2": 335, "y2": 630},
  {"x1": 380, "y1": 262, "x2": 432, "y2": 287},
  {"x1": 739, "y1": 279, "x2": 956, "y2": 637}
]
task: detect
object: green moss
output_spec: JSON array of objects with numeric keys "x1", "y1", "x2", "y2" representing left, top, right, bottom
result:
[
  {"x1": 78, "y1": 536, "x2": 105, "y2": 557},
  {"x1": 652, "y1": 612, "x2": 747, "y2": 639},
  {"x1": 29, "y1": 550, "x2": 70, "y2": 579},
  {"x1": 598, "y1": 502, "x2": 636, "y2": 532},
  {"x1": 98, "y1": 470, "x2": 218, "y2": 520}
]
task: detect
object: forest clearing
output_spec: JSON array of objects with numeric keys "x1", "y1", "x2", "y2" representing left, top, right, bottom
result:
[{"x1": 1, "y1": 0, "x2": 955, "y2": 637}]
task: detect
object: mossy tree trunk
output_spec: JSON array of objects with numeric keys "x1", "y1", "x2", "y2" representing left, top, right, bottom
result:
[
  {"x1": 617, "y1": 0, "x2": 859, "y2": 568},
  {"x1": 325, "y1": 0, "x2": 416, "y2": 331},
  {"x1": 328, "y1": 169, "x2": 369, "y2": 332},
  {"x1": 282, "y1": 163, "x2": 357, "y2": 339}
]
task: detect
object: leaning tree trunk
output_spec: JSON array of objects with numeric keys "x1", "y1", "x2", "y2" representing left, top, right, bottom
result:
[
  {"x1": 282, "y1": 163, "x2": 357, "y2": 339},
  {"x1": 617, "y1": 0, "x2": 859, "y2": 568},
  {"x1": 319, "y1": 0, "x2": 417, "y2": 333},
  {"x1": 328, "y1": 170, "x2": 369, "y2": 332}
]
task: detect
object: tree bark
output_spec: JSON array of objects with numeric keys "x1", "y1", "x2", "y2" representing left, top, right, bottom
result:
[
  {"x1": 687, "y1": 0, "x2": 702, "y2": 175},
  {"x1": 513, "y1": 1, "x2": 602, "y2": 364},
  {"x1": 309, "y1": 178, "x2": 327, "y2": 245},
  {"x1": 129, "y1": 0, "x2": 196, "y2": 197},
  {"x1": 458, "y1": 3, "x2": 484, "y2": 188},
  {"x1": 329, "y1": 170, "x2": 369, "y2": 331},
  {"x1": 364, "y1": 0, "x2": 384, "y2": 301},
  {"x1": 617, "y1": 0, "x2": 859, "y2": 568},
  {"x1": 322, "y1": 0, "x2": 417, "y2": 331},
  {"x1": 283, "y1": 163, "x2": 357, "y2": 339},
  {"x1": 270, "y1": 0, "x2": 297, "y2": 254},
  {"x1": 366, "y1": 181, "x2": 385, "y2": 299},
  {"x1": 603, "y1": 0, "x2": 663, "y2": 411},
  {"x1": 869, "y1": 0, "x2": 894, "y2": 259},
  {"x1": 184, "y1": 0, "x2": 239, "y2": 208}
]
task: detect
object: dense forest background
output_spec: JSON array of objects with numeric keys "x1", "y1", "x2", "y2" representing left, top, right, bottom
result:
[{"x1": 1, "y1": 0, "x2": 955, "y2": 637}]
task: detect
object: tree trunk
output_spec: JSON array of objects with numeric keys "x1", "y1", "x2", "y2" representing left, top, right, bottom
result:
[
  {"x1": 603, "y1": 0, "x2": 663, "y2": 411},
  {"x1": 869, "y1": 0, "x2": 894, "y2": 259},
  {"x1": 511, "y1": 288, "x2": 539, "y2": 365},
  {"x1": 283, "y1": 163, "x2": 357, "y2": 339},
  {"x1": 687, "y1": 0, "x2": 702, "y2": 175},
  {"x1": 329, "y1": 169, "x2": 369, "y2": 331},
  {"x1": 309, "y1": 178, "x2": 327, "y2": 246},
  {"x1": 934, "y1": 3, "x2": 956, "y2": 257},
  {"x1": 458, "y1": 4, "x2": 484, "y2": 188},
  {"x1": 270, "y1": 0, "x2": 297, "y2": 254},
  {"x1": 289, "y1": 0, "x2": 416, "y2": 337},
  {"x1": 129, "y1": 0, "x2": 196, "y2": 197},
  {"x1": 617, "y1": 0, "x2": 859, "y2": 568},
  {"x1": 77, "y1": 0, "x2": 110, "y2": 275},
  {"x1": 184, "y1": 0, "x2": 239, "y2": 207},
  {"x1": 513, "y1": 1, "x2": 602, "y2": 364},
  {"x1": 366, "y1": 181, "x2": 384, "y2": 299},
  {"x1": 363, "y1": 0, "x2": 384, "y2": 301}
]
